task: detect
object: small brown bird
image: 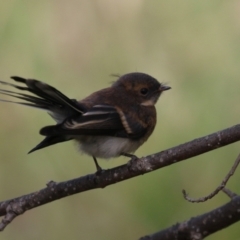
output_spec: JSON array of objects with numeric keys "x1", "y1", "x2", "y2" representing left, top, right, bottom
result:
[{"x1": 0, "y1": 73, "x2": 170, "y2": 171}]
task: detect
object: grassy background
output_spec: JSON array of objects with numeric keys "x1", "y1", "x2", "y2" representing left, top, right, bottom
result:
[{"x1": 1, "y1": 1, "x2": 240, "y2": 239}]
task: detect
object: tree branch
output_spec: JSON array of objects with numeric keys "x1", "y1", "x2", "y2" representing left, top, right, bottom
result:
[
  {"x1": 1, "y1": 124, "x2": 240, "y2": 230},
  {"x1": 139, "y1": 192, "x2": 240, "y2": 240},
  {"x1": 182, "y1": 153, "x2": 240, "y2": 202}
]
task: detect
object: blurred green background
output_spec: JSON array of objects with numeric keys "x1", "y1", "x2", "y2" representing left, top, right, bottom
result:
[{"x1": 1, "y1": 1, "x2": 240, "y2": 239}]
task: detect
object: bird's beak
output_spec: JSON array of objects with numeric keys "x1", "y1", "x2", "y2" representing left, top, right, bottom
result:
[{"x1": 160, "y1": 85, "x2": 171, "y2": 91}]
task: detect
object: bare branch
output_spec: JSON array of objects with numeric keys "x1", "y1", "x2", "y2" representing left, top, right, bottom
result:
[
  {"x1": 182, "y1": 153, "x2": 240, "y2": 202},
  {"x1": 222, "y1": 188, "x2": 238, "y2": 199},
  {"x1": 140, "y1": 195, "x2": 240, "y2": 240},
  {"x1": 0, "y1": 124, "x2": 240, "y2": 230}
]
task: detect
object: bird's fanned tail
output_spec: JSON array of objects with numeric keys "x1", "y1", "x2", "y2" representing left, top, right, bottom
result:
[
  {"x1": 0, "y1": 76, "x2": 85, "y2": 152},
  {"x1": 0, "y1": 76, "x2": 86, "y2": 122}
]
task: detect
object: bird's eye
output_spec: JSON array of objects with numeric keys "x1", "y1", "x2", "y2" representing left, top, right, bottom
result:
[{"x1": 140, "y1": 88, "x2": 148, "y2": 95}]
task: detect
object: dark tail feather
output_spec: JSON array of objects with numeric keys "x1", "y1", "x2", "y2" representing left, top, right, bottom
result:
[
  {"x1": 10, "y1": 76, "x2": 81, "y2": 111},
  {"x1": 0, "y1": 76, "x2": 86, "y2": 122},
  {"x1": 28, "y1": 135, "x2": 72, "y2": 154}
]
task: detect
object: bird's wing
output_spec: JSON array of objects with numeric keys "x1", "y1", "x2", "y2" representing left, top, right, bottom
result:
[
  {"x1": 40, "y1": 104, "x2": 147, "y2": 139},
  {"x1": 0, "y1": 76, "x2": 86, "y2": 123}
]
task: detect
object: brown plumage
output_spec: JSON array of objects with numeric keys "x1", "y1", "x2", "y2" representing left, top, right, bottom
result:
[{"x1": 0, "y1": 72, "x2": 171, "y2": 171}]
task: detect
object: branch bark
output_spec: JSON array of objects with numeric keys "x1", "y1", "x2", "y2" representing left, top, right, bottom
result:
[
  {"x1": 140, "y1": 192, "x2": 240, "y2": 240},
  {"x1": 0, "y1": 124, "x2": 240, "y2": 231}
]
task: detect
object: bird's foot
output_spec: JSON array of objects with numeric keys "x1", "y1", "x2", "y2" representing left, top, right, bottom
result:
[{"x1": 122, "y1": 152, "x2": 139, "y2": 172}]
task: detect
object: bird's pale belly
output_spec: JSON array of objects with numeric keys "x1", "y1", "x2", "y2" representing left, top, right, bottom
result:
[{"x1": 75, "y1": 136, "x2": 142, "y2": 159}]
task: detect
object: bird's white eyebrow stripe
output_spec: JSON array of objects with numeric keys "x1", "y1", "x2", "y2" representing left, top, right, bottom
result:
[{"x1": 116, "y1": 107, "x2": 133, "y2": 134}]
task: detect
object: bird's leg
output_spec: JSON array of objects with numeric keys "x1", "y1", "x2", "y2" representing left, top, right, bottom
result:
[{"x1": 93, "y1": 156, "x2": 102, "y2": 174}]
